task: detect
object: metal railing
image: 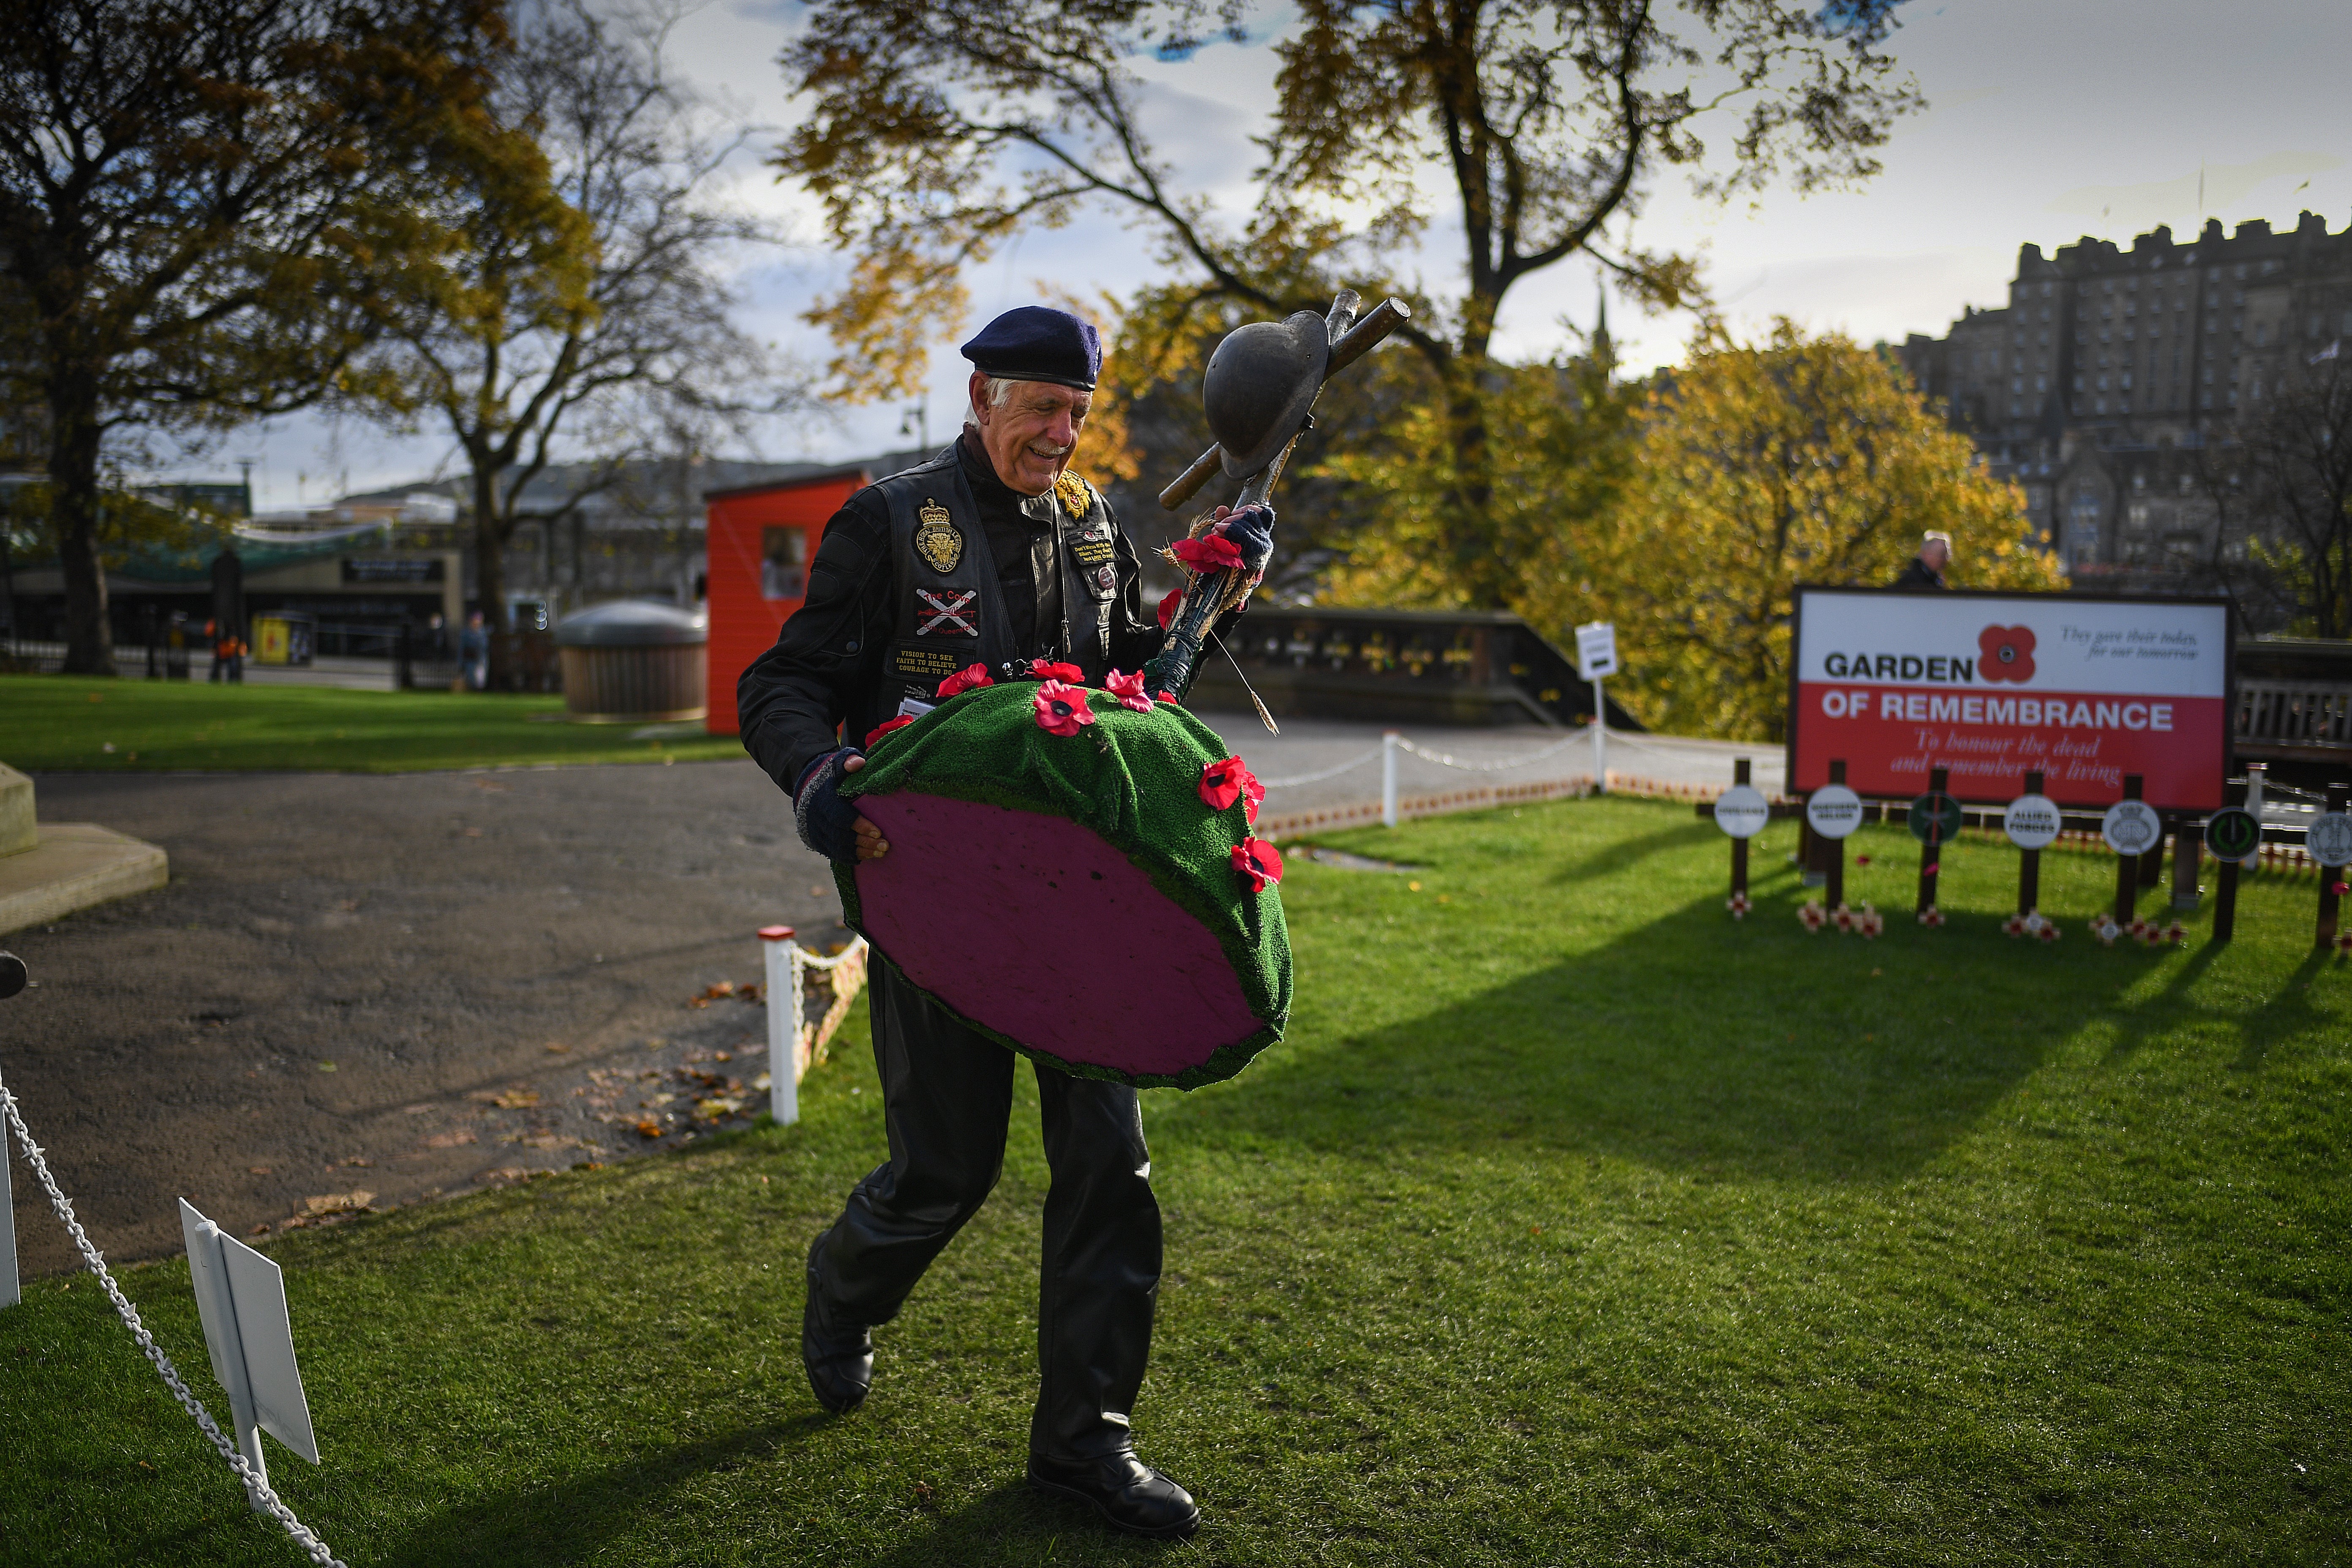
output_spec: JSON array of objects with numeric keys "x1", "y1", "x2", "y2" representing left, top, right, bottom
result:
[{"x1": 2236, "y1": 679, "x2": 2352, "y2": 751}]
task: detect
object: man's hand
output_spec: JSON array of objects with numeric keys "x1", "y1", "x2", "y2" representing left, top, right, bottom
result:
[
  {"x1": 842, "y1": 756, "x2": 890, "y2": 860},
  {"x1": 1209, "y1": 503, "x2": 1274, "y2": 582}
]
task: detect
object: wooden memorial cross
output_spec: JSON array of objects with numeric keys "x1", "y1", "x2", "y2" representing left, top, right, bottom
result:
[
  {"x1": 1731, "y1": 759, "x2": 1750, "y2": 902},
  {"x1": 2316, "y1": 781, "x2": 2350, "y2": 949},
  {"x1": 2113, "y1": 774, "x2": 2145, "y2": 926},
  {"x1": 2018, "y1": 769, "x2": 2045, "y2": 918},
  {"x1": 1916, "y1": 764, "x2": 1951, "y2": 917},
  {"x1": 1824, "y1": 760, "x2": 1848, "y2": 910},
  {"x1": 2210, "y1": 772, "x2": 2256, "y2": 945}
]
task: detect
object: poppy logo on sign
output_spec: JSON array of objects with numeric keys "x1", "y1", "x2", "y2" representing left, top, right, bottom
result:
[{"x1": 1978, "y1": 625, "x2": 2036, "y2": 683}]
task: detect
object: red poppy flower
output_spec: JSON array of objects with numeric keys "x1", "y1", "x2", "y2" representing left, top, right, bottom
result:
[
  {"x1": 1157, "y1": 588, "x2": 1184, "y2": 630},
  {"x1": 1104, "y1": 668, "x2": 1154, "y2": 713},
  {"x1": 865, "y1": 716, "x2": 915, "y2": 745},
  {"x1": 936, "y1": 664, "x2": 994, "y2": 699},
  {"x1": 1200, "y1": 755, "x2": 1264, "y2": 822},
  {"x1": 1978, "y1": 624, "x2": 2036, "y2": 683},
  {"x1": 1029, "y1": 659, "x2": 1083, "y2": 683},
  {"x1": 1171, "y1": 533, "x2": 1244, "y2": 574},
  {"x1": 1231, "y1": 836, "x2": 1283, "y2": 891},
  {"x1": 1032, "y1": 680, "x2": 1095, "y2": 736},
  {"x1": 1155, "y1": 691, "x2": 1180, "y2": 704}
]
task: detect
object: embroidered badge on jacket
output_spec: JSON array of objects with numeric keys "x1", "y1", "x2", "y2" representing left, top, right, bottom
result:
[
  {"x1": 914, "y1": 499, "x2": 963, "y2": 573},
  {"x1": 915, "y1": 588, "x2": 978, "y2": 637},
  {"x1": 1052, "y1": 469, "x2": 1092, "y2": 518}
]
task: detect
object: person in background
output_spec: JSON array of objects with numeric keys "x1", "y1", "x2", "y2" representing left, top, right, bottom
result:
[
  {"x1": 460, "y1": 610, "x2": 489, "y2": 690},
  {"x1": 1892, "y1": 530, "x2": 1952, "y2": 591}
]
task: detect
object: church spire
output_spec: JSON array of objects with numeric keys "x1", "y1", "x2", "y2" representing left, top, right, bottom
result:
[{"x1": 1592, "y1": 279, "x2": 1614, "y2": 383}]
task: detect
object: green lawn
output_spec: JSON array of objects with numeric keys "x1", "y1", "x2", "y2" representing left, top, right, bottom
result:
[
  {"x1": 0, "y1": 675, "x2": 746, "y2": 772},
  {"x1": 3, "y1": 798, "x2": 2346, "y2": 1565}
]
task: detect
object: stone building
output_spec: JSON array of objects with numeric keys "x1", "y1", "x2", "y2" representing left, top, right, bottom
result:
[{"x1": 1897, "y1": 212, "x2": 2352, "y2": 605}]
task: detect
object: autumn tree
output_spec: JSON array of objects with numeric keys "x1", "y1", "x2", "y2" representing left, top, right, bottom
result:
[
  {"x1": 354, "y1": 0, "x2": 788, "y2": 654},
  {"x1": 1549, "y1": 323, "x2": 2064, "y2": 740},
  {"x1": 776, "y1": 0, "x2": 1919, "y2": 591},
  {"x1": 0, "y1": 0, "x2": 510, "y2": 674}
]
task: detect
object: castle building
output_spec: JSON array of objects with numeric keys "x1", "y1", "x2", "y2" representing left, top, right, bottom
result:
[{"x1": 1897, "y1": 212, "x2": 2352, "y2": 593}]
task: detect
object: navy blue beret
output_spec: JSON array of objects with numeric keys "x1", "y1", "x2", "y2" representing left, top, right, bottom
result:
[{"x1": 960, "y1": 306, "x2": 1101, "y2": 391}]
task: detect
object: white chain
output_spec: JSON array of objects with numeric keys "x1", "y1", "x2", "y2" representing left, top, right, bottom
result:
[
  {"x1": 1255, "y1": 747, "x2": 1385, "y2": 789},
  {"x1": 1394, "y1": 732, "x2": 1593, "y2": 773},
  {"x1": 0, "y1": 1074, "x2": 348, "y2": 1568}
]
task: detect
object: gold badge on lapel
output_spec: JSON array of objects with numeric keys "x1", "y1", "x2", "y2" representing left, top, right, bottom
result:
[
  {"x1": 914, "y1": 499, "x2": 963, "y2": 573},
  {"x1": 1053, "y1": 469, "x2": 1092, "y2": 518}
]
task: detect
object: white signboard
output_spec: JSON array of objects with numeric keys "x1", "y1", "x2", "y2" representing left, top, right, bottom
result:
[
  {"x1": 180, "y1": 1199, "x2": 321, "y2": 1494},
  {"x1": 2100, "y1": 799, "x2": 2162, "y2": 856},
  {"x1": 1790, "y1": 587, "x2": 2229, "y2": 810},
  {"x1": 2003, "y1": 793, "x2": 2063, "y2": 851},
  {"x1": 1805, "y1": 784, "x2": 1864, "y2": 840},
  {"x1": 2308, "y1": 812, "x2": 2352, "y2": 867},
  {"x1": 1573, "y1": 621, "x2": 1618, "y2": 681},
  {"x1": 1713, "y1": 784, "x2": 1771, "y2": 839}
]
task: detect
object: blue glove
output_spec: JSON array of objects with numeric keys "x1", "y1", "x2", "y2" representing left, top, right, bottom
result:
[
  {"x1": 792, "y1": 746, "x2": 866, "y2": 864},
  {"x1": 1217, "y1": 504, "x2": 1275, "y2": 581}
]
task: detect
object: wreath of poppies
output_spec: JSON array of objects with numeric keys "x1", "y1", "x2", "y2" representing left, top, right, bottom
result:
[{"x1": 904, "y1": 660, "x2": 1281, "y2": 896}]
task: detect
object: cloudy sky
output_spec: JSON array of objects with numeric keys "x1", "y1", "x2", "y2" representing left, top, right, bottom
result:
[{"x1": 217, "y1": 0, "x2": 2350, "y2": 514}]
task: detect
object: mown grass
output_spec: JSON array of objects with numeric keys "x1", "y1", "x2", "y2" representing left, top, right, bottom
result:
[
  {"x1": 2, "y1": 797, "x2": 2346, "y2": 1565},
  {"x1": 0, "y1": 675, "x2": 744, "y2": 773}
]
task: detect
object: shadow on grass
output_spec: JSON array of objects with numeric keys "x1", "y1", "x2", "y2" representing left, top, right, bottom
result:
[
  {"x1": 368, "y1": 1418, "x2": 828, "y2": 1568},
  {"x1": 1547, "y1": 819, "x2": 1719, "y2": 885},
  {"x1": 1199, "y1": 889, "x2": 2195, "y2": 1183}
]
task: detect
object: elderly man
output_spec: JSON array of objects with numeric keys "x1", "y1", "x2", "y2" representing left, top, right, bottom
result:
[
  {"x1": 1892, "y1": 530, "x2": 1952, "y2": 591},
  {"x1": 737, "y1": 305, "x2": 1266, "y2": 1541}
]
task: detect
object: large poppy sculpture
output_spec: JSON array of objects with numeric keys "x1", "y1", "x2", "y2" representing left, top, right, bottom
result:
[{"x1": 836, "y1": 667, "x2": 1291, "y2": 1089}]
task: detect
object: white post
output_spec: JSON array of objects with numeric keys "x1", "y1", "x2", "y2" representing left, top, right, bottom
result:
[
  {"x1": 761, "y1": 925, "x2": 799, "y2": 1126},
  {"x1": 1593, "y1": 675, "x2": 1607, "y2": 794},
  {"x1": 1381, "y1": 731, "x2": 1400, "y2": 828},
  {"x1": 2243, "y1": 764, "x2": 2267, "y2": 865}
]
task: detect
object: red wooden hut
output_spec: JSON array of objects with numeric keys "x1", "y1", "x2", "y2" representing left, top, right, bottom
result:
[{"x1": 703, "y1": 466, "x2": 869, "y2": 735}]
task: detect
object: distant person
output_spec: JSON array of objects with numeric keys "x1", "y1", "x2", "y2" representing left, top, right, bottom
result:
[
  {"x1": 461, "y1": 610, "x2": 489, "y2": 691},
  {"x1": 203, "y1": 619, "x2": 244, "y2": 683},
  {"x1": 1892, "y1": 531, "x2": 1952, "y2": 591},
  {"x1": 427, "y1": 612, "x2": 448, "y2": 660}
]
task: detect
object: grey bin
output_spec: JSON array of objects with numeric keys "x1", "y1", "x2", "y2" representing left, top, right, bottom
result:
[{"x1": 554, "y1": 601, "x2": 708, "y2": 723}]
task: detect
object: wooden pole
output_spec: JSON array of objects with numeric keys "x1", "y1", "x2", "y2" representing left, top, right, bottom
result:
[
  {"x1": 2171, "y1": 806, "x2": 2202, "y2": 911},
  {"x1": 2213, "y1": 776, "x2": 2246, "y2": 944},
  {"x1": 2114, "y1": 774, "x2": 2144, "y2": 925},
  {"x1": 1824, "y1": 760, "x2": 1846, "y2": 909},
  {"x1": 1730, "y1": 758, "x2": 1750, "y2": 902},
  {"x1": 2317, "y1": 781, "x2": 2349, "y2": 949},
  {"x1": 1918, "y1": 764, "x2": 1949, "y2": 917},
  {"x1": 2019, "y1": 769, "x2": 2044, "y2": 917}
]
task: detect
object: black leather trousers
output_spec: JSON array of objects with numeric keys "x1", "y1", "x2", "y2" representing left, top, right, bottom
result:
[{"x1": 807, "y1": 964, "x2": 1162, "y2": 1461}]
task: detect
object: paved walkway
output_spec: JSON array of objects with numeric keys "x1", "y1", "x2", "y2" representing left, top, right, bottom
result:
[
  {"x1": 1188, "y1": 706, "x2": 1785, "y2": 828},
  {"x1": 5, "y1": 760, "x2": 836, "y2": 1275}
]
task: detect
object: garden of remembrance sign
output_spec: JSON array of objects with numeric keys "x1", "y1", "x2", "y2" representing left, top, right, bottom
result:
[{"x1": 1787, "y1": 587, "x2": 2230, "y2": 811}]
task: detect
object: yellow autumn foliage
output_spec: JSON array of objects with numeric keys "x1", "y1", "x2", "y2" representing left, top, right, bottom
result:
[{"x1": 1530, "y1": 323, "x2": 2065, "y2": 741}]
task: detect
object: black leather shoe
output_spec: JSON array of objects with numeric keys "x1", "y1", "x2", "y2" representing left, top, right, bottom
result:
[
  {"x1": 801, "y1": 1241, "x2": 871, "y2": 1414},
  {"x1": 1028, "y1": 1449, "x2": 1200, "y2": 1539}
]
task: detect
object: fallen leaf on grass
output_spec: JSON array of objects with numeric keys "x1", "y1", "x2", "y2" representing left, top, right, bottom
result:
[
  {"x1": 422, "y1": 1129, "x2": 478, "y2": 1149},
  {"x1": 634, "y1": 1118, "x2": 663, "y2": 1139},
  {"x1": 544, "y1": 1042, "x2": 571, "y2": 1054},
  {"x1": 695, "y1": 1097, "x2": 745, "y2": 1121},
  {"x1": 303, "y1": 1191, "x2": 373, "y2": 1216},
  {"x1": 490, "y1": 1088, "x2": 540, "y2": 1109}
]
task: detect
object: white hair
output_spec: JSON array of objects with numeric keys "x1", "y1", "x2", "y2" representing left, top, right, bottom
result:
[{"x1": 964, "y1": 375, "x2": 1022, "y2": 429}]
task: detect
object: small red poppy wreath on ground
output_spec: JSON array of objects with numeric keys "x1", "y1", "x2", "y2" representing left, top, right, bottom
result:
[
  {"x1": 1171, "y1": 533, "x2": 1245, "y2": 574},
  {"x1": 1104, "y1": 669, "x2": 1155, "y2": 713},
  {"x1": 936, "y1": 664, "x2": 994, "y2": 699},
  {"x1": 866, "y1": 716, "x2": 915, "y2": 745},
  {"x1": 1032, "y1": 680, "x2": 1095, "y2": 736},
  {"x1": 1200, "y1": 755, "x2": 1266, "y2": 824},
  {"x1": 1029, "y1": 659, "x2": 1084, "y2": 683},
  {"x1": 1231, "y1": 837, "x2": 1283, "y2": 891},
  {"x1": 1979, "y1": 624, "x2": 2036, "y2": 683},
  {"x1": 1157, "y1": 588, "x2": 1184, "y2": 630}
]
